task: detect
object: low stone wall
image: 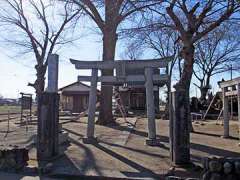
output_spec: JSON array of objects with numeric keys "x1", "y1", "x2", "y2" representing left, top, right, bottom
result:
[
  {"x1": 0, "y1": 147, "x2": 29, "y2": 172},
  {"x1": 202, "y1": 157, "x2": 240, "y2": 180}
]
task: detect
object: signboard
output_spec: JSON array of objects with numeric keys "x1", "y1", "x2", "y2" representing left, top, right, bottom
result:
[{"x1": 21, "y1": 96, "x2": 32, "y2": 109}]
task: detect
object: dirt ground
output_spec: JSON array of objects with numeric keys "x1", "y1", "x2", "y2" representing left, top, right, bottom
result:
[{"x1": 0, "y1": 115, "x2": 239, "y2": 179}]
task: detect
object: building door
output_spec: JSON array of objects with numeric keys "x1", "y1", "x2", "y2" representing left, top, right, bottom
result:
[
  {"x1": 73, "y1": 95, "x2": 84, "y2": 113},
  {"x1": 130, "y1": 93, "x2": 146, "y2": 110}
]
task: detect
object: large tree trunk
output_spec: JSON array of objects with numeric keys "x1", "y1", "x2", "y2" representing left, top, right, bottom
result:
[
  {"x1": 96, "y1": 1, "x2": 119, "y2": 125},
  {"x1": 200, "y1": 74, "x2": 211, "y2": 102},
  {"x1": 171, "y1": 44, "x2": 194, "y2": 165},
  {"x1": 35, "y1": 64, "x2": 46, "y2": 101},
  {"x1": 200, "y1": 87, "x2": 208, "y2": 102},
  {"x1": 97, "y1": 29, "x2": 117, "y2": 125}
]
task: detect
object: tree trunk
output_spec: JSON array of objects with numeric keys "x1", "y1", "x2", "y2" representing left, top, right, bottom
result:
[
  {"x1": 97, "y1": 30, "x2": 117, "y2": 125},
  {"x1": 200, "y1": 74, "x2": 211, "y2": 102},
  {"x1": 164, "y1": 83, "x2": 171, "y2": 120},
  {"x1": 35, "y1": 64, "x2": 46, "y2": 102},
  {"x1": 200, "y1": 87, "x2": 208, "y2": 101},
  {"x1": 171, "y1": 44, "x2": 194, "y2": 165}
]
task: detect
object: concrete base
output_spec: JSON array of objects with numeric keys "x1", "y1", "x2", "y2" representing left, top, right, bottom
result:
[
  {"x1": 221, "y1": 135, "x2": 230, "y2": 139},
  {"x1": 145, "y1": 138, "x2": 163, "y2": 146},
  {"x1": 59, "y1": 131, "x2": 69, "y2": 144},
  {"x1": 82, "y1": 137, "x2": 98, "y2": 144}
]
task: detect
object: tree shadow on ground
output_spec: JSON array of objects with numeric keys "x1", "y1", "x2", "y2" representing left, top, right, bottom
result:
[
  {"x1": 61, "y1": 119, "x2": 240, "y2": 178},
  {"x1": 65, "y1": 137, "x2": 103, "y2": 176},
  {"x1": 92, "y1": 142, "x2": 166, "y2": 179},
  {"x1": 49, "y1": 152, "x2": 101, "y2": 179},
  {"x1": 192, "y1": 131, "x2": 239, "y2": 140},
  {"x1": 112, "y1": 124, "x2": 240, "y2": 156},
  {"x1": 100, "y1": 141, "x2": 168, "y2": 159},
  {"x1": 109, "y1": 124, "x2": 240, "y2": 162},
  {"x1": 62, "y1": 127, "x2": 84, "y2": 139}
]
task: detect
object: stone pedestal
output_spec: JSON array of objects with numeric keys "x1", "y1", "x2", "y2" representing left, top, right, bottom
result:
[
  {"x1": 82, "y1": 137, "x2": 98, "y2": 144},
  {"x1": 37, "y1": 93, "x2": 59, "y2": 161},
  {"x1": 145, "y1": 138, "x2": 163, "y2": 146}
]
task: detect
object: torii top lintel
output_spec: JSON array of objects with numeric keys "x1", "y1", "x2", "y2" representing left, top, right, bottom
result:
[{"x1": 70, "y1": 56, "x2": 173, "y2": 70}]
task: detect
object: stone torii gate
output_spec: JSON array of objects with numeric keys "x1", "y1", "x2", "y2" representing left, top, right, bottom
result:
[
  {"x1": 70, "y1": 57, "x2": 172, "y2": 145},
  {"x1": 219, "y1": 77, "x2": 240, "y2": 143}
]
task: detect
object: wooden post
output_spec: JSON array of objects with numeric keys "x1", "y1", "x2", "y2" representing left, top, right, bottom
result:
[
  {"x1": 238, "y1": 83, "x2": 240, "y2": 143},
  {"x1": 145, "y1": 67, "x2": 157, "y2": 144},
  {"x1": 223, "y1": 87, "x2": 229, "y2": 138},
  {"x1": 85, "y1": 68, "x2": 98, "y2": 142}
]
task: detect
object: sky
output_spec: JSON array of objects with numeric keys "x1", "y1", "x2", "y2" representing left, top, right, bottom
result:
[
  {"x1": 0, "y1": 36, "x2": 238, "y2": 100},
  {"x1": 0, "y1": 32, "x2": 102, "y2": 99},
  {"x1": 0, "y1": 1, "x2": 239, "y2": 100}
]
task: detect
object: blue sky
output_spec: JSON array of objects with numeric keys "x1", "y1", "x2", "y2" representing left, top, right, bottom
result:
[
  {"x1": 0, "y1": 1, "x2": 239, "y2": 99},
  {"x1": 0, "y1": 31, "x2": 102, "y2": 98},
  {"x1": 0, "y1": 28, "x2": 239, "y2": 99},
  {"x1": 0, "y1": 34, "x2": 239, "y2": 100}
]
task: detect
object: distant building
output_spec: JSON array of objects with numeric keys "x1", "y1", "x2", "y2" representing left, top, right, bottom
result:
[
  {"x1": 59, "y1": 82, "x2": 100, "y2": 113},
  {"x1": 118, "y1": 86, "x2": 160, "y2": 112},
  {"x1": 0, "y1": 98, "x2": 18, "y2": 106},
  {"x1": 117, "y1": 68, "x2": 163, "y2": 113}
]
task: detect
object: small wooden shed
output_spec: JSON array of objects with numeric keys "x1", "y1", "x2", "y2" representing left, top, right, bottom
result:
[{"x1": 59, "y1": 82, "x2": 97, "y2": 113}]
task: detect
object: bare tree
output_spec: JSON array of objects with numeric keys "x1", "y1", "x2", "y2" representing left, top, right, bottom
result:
[
  {"x1": 71, "y1": 0, "x2": 162, "y2": 125},
  {"x1": 193, "y1": 23, "x2": 240, "y2": 101},
  {"x1": 0, "y1": 0, "x2": 81, "y2": 99},
  {"x1": 120, "y1": 42, "x2": 144, "y2": 60},
  {"x1": 122, "y1": 23, "x2": 184, "y2": 119},
  {"x1": 161, "y1": 0, "x2": 239, "y2": 164}
]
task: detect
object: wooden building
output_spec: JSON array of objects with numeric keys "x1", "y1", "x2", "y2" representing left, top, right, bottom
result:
[
  {"x1": 59, "y1": 82, "x2": 98, "y2": 113},
  {"x1": 118, "y1": 86, "x2": 160, "y2": 112},
  {"x1": 117, "y1": 68, "x2": 162, "y2": 112}
]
